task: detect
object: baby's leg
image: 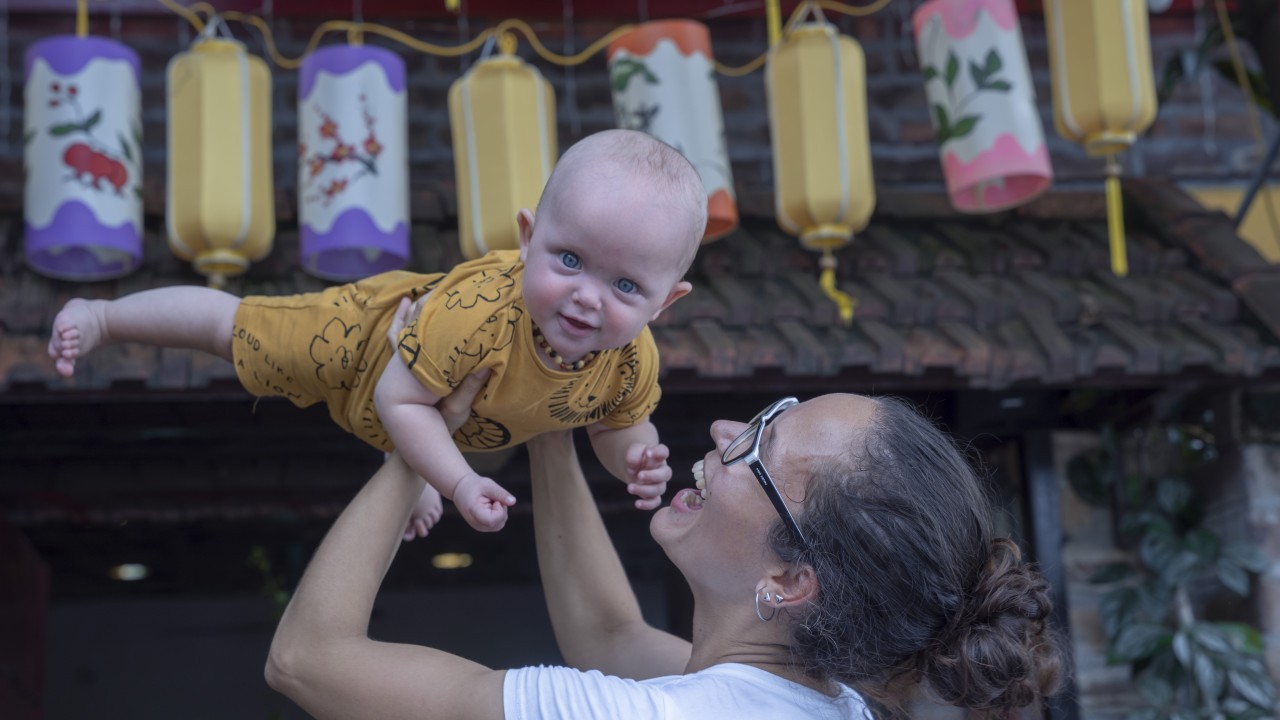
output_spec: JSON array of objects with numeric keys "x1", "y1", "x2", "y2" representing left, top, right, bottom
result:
[{"x1": 49, "y1": 287, "x2": 241, "y2": 378}]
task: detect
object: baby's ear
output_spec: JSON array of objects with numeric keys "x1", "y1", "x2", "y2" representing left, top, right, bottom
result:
[
  {"x1": 650, "y1": 281, "x2": 692, "y2": 322},
  {"x1": 516, "y1": 209, "x2": 535, "y2": 260}
]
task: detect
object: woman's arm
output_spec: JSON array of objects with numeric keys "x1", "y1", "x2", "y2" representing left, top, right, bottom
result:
[
  {"x1": 266, "y1": 371, "x2": 506, "y2": 720},
  {"x1": 527, "y1": 431, "x2": 692, "y2": 679}
]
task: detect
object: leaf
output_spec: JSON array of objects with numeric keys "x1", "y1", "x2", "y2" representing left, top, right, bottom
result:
[
  {"x1": 1222, "y1": 542, "x2": 1269, "y2": 573},
  {"x1": 48, "y1": 123, "x2": 82, "y2": 136},
  {"x1": 1067, "y1": 451, "x2": 1112, "y2": 506},
  {"x1": 931, "y1": 103, "x2": 951, "y2": 143},
  {"x1": 1217, "y1": 558, "x2": 1250, "y2": 595},
  {"x1": 984, "y1": 48, "x2": 1002, "y2": 75},
  {"x1": 1111, "y1": 623, "x2": 1171, "y2": 663},
  {"x1": 1090, "y1": 562, "x2": 1133, "y2": 584},
  {"x1": 985, "y1": 80, "x2": 1012, "y2": 92},
  {"x1": 1100, "y1": 587, "x2": 1139, "y2": 638},
  {"x1": 1194, "y1": 652, "x2": 1227, "y2": 701},
  {"x1": 1135, "y1": 663, "x2": 1177, "y2": 706},
  {"x1": 118, "y1": 132, "x2": 133, "y2": 163},
  {"x1": 1217, "y1": 622, "x2": 1265, "y2": 654},
  {"x1": 968, "y1": 59, "x2": 988, "y2": 87},
  {"x1": 23, "y1": 129, "x2": 35, "y2": 146},
  {"x1": 83, "y1": 108, "x2": 101, "y2": 130},
  {"x1": 1228, "y1": 667, "x2": 1277, "y2": 708},
  {"x1": 944, "y1": 52, "x2": 959, "y2": 89},
  {"x1": 1156, "y1": 478, "x2": 1192, "y2": 516},
  {"x1": 1192, "y1": 622, "x2": 1234, "y2": 655},
  {"x1": 1173, "y1": 630, "x2": 1194, "y2": 666},
  {"x1": 948, "y1": 115, "x2": 979, "y2": 140},
  {"x1": 922, "y1": 66, "x2": 939, "y2": 82}
]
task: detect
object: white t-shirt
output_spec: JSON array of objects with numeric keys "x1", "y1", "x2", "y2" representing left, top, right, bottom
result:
[{"x1": 503, "y1": 662, "x2": 870, "y2": 720}]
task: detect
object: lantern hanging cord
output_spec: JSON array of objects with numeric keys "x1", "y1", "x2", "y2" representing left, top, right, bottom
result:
[
  {"x1": 1104, "y1": 156, "x2": 1128, "y2": 278},
  {"x1": 819, "y1": 250, "x2": 856, "y2": 326},
  {"x1": 157, "y1": 0, "x2": 896, "y2": 75},
  {"x1": 1212, "y1": 0, "x2": 1280, "y2": 243},
  {"x1": 76, "y1": 0, "x2": 89, "y2": 36}
]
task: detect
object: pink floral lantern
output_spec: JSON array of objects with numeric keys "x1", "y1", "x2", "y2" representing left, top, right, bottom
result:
[
  {"x1": 298, "y1": 45, "x2": 409, "y2": 281},
  {"x1": 913, "y1": 0, "x2": 1051, "y2": 212},
  {"x1": 24, "y1": 36, "x2": 142, "y2": 280}
]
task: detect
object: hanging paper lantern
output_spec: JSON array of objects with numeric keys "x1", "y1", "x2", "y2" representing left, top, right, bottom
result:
[
  {"x1": 766, "y1": 12, "x2": 872, "y2": 324},
  {"x1": 298, "y1": 44, "x2": 409, "y2": 281},
  {"x1": 1044, "y1": 0, "x2": 1156, "y2": 276},
  {"x1": 166, "y1": 35, "x2": 274, "y2": 287},
  {"x1": 914, "y1": 0, "x2": 1051, "y2": 212},
  {"x1": 607, "y1": 20, "x2": 738, "y2": 242},
  {"x1": 448, "y1": 45, "x2": 556, "y2": 260},
  {"x1": 24, "y1": 36, "x2": 142, "y2": 280}
]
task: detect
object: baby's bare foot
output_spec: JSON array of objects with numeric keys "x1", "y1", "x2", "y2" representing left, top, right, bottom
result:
[
  {"x1": 48, "y1": 298, "x2": 107, "y2": 378},
  {"x1": 403, "y1": 481, "x2": 445, "y2": 541}
]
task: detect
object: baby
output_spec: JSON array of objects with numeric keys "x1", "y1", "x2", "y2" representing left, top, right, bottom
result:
[{"x1": 48, "y1": 129, "x2": 707, "y2": 538}]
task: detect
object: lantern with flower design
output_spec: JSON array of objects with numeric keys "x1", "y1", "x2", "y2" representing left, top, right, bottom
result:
[
  {"x1": 449, "y1": 37, "x2": 557, "y2": 260},
  {"x1": 24, "y1": 35, "x2": 142, "y2": 280},
  {"x1": 166, "y1": 26, "x2": 274, "y2": 287},
  {"x1": 298, "y1": 44, "x2": 409, "y2": 281},
  {"x1": 1044, "y1": 0, "x2": 1157, "y2": 276},
  {"x1": 606, "y1": 20, "x2": 738, "y2": 242},
  {"x1": 914, "y1": 0, "x2": 1052, "y2": 213}
]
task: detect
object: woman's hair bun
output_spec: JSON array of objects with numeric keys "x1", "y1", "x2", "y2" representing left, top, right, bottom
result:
[{"x1": 921, "y1": 538, "x2": 1066, "y2": 712}]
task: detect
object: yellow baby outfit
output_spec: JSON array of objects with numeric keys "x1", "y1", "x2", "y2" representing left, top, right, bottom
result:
[{"x1": 231, "y1": 250, "x2": 661, "y2": 453}]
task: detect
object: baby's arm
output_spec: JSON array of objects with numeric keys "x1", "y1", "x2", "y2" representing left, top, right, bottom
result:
[
  {"x1": 374, "y1": 352, "x2": 515, "y2": 532},
  {"x1": 586, "y1": 420, "x2": 672, "y2": 511}
]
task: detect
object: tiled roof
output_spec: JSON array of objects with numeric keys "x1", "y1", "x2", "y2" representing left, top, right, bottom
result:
[{"x1": 2, "y1": 178, "x2": 1278, "y2": 396}]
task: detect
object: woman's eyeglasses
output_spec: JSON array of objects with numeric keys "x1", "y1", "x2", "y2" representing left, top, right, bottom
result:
[{"x1": 721, "y1": 397, "x2": 809, "y2": 547}]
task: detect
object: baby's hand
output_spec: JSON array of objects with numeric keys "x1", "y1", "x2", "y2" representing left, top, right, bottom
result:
[
  {"x1": 452, "y1": 471, "x2": 516, "y2": 532},
  {"x1": 625, "y1": 443, "x2": 671, "y2": 511}
]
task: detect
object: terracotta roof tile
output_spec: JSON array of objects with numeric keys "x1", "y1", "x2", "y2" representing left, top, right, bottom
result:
[{"x1": 3, "y1": 181, "x2": 1279, "y2": 395}]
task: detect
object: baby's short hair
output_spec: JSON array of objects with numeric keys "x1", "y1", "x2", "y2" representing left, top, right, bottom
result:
[{"x1": 538, "y1": 129, "x2": 707, "y2": 275}]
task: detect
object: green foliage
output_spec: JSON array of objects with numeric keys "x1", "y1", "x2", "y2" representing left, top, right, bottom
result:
[{"x1": 1073, "y1": 422, "x2": 1276, "y2": 719}]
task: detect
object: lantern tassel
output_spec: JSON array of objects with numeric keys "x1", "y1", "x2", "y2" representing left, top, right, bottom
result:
[
  {"x1": 819, "y1": 250, "x2": 855, "y2": 326},
  {"x1": 76, "y1": 0, "x2": 88, "y2": 37},
  {"x1": 1105, "y1": 157, "x2": 1128, "y2": 277}
]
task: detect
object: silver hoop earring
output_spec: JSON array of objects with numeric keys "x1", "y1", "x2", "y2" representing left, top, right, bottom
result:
[{"x1": 755, "y1": 590, "x2": 777, "y2": 622}]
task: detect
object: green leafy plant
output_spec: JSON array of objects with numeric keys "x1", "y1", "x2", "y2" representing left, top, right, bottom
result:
[{"x1": 1069, "y1": 424, "x2": 1276, "y2": 719}]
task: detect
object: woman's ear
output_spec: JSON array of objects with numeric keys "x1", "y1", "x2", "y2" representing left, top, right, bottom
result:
[{"x1": 764, "y1": 563, "x2": 819, "y2": 611}]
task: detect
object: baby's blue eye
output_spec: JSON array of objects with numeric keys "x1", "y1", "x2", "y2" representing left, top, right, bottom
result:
[
  {"x1": 559, "y1": 251, "x2": 581, "y2": 269},
  {"x1": 615, "y1": 278, "x2": 638, "y2": 294}
]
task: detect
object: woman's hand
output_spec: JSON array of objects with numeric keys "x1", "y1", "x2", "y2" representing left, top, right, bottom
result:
[{"x1": 386, "y1": 296, "x2": 490, "y2": 436}]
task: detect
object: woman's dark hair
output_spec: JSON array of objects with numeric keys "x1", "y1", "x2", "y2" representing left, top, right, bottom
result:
[{"x1": 771, "y1": 395, "x2": 1065, "y2": 714}]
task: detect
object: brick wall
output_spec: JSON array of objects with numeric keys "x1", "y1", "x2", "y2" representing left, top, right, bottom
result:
[{"x1": 0, "y1": 7, "x2": 1267, "y2": 219}]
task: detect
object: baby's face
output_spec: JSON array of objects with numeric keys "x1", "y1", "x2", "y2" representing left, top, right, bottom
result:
[{"x1": 520, "y1": 194, "x2": 693, "y2": 363}]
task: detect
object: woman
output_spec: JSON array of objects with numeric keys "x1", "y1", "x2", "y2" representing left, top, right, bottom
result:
[{"x1": 266, "y1": 379, "x2": 1065, "y2": 718}]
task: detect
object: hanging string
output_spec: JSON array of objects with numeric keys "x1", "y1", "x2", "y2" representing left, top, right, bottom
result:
[
  {"x1": 349, "y1": 0, "x2": 364, "y2": 46},
  {"x1": 1212, "y1": 0, "x2": 1280, "y2": 246},
  {"x1": 76, "y1": 0, "x2": 88, "y2": 36},
  {"x1": 154, "y1": 0, "x2": 895, "y2": 74},
  {"x1": 819, "y1": 250, "x2": 856, "y2": 325}
]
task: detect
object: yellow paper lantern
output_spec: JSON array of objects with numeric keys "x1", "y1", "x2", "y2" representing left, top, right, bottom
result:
[
  {"x1": 766, "y1": 13, "x2": 872, "y2": 324},
  {"x1": 166, "y1": 34, "x2": 274, "y2": 287},
  {"x1": 449, "y1": 47, "x2": 556, "y2": 260},
  {"x1": 1044, "y1": 0, "x2": 1156, "y2": 276}
]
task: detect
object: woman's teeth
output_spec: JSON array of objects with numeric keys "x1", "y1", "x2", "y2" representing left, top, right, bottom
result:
[{"x1": 692, "y1": 460, "x2": 707, "y2": 502}]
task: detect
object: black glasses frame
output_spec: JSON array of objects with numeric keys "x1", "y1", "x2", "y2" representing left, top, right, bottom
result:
[{"x1": 722, "y1": 396, "x2": 808, "y2": 547}]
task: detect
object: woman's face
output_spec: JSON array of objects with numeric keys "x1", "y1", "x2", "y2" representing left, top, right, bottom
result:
[{"x1": 651, "y1": 394, "x2": 876, "y2": 597}]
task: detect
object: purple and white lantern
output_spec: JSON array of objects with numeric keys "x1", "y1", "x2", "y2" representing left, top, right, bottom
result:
[
  {"x1": 24, "y1": 36, "x2": 142, "y2": 280},
  {"x1": 298, "y1": 45, "x2": 409, "y2": 280}
]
